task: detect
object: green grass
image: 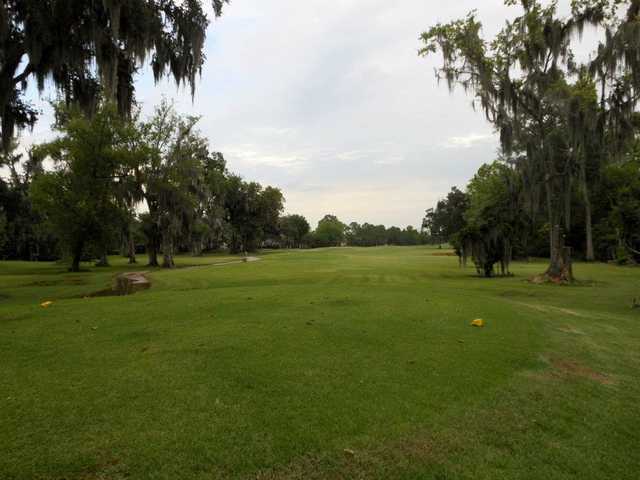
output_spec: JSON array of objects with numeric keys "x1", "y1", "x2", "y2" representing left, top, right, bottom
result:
[{"x1": 1, "y1": 246, "x2": 639, "y2": 479}]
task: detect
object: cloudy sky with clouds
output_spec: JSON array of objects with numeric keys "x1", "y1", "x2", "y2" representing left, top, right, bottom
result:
[{"x1": 24, "y1": 0, "x2": 584, "y2": 228}]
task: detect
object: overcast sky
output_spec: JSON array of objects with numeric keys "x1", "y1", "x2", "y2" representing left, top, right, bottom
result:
[{"x1": 23, "y1": 0, "x2": 584, "y2": 229}]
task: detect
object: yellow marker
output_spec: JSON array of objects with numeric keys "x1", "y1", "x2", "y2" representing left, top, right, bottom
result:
[
  {"x1": 471, "y1": 319, "x2": 484, "y2": 327},
  {"x1": 40, "y1": 301, "x2": 54, "y2": 308}
]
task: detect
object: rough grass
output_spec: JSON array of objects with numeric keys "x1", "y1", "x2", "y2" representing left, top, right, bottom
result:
[{"x1": 1, "y1": 246, "x2": 639, "y2": 479}]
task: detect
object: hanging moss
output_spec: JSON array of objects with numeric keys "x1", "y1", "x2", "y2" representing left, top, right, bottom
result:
[{"x1": 0, "y1": 0, "x2": 229, "y2": 148}]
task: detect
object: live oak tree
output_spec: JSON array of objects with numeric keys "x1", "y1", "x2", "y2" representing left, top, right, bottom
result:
[
  {"x1": 0, "y1": 0, "x2": 228, "y2": 150},
  {"x1": 137, "y1": 101, "x2": 209, "y2": 268},
  {"x1": 421, "y1": 0, "x2": 640, "y2": 282}
]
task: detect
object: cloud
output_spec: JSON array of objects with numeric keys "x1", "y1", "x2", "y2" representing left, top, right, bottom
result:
[{"x1": 443, "y1": 133, "x2": 497, "y2": 149}]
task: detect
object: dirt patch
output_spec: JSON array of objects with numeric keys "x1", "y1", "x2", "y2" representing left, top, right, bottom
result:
[
  {"x1": 253, "y1": 431, "x2": 455, "y2": 480},
  {"x1": 83, "y1": 272, "x2": 151, "y2": 298},
  {"x1": 551, "y1": 359, "x2": 614, "y2": 385}
]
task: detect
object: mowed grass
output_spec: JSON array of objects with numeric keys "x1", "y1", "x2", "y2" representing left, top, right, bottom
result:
[{"x1": 1, "y1": 246, "x2": 639, "y2": 479}]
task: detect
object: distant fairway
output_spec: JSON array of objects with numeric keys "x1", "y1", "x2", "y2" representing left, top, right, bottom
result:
[{"x1": 1, "y1": 247, "x2": 639, "y2": 479}]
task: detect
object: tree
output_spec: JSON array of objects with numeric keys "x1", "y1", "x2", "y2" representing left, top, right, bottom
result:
[
  {"x1": 457, "y1": 161, "x2": 527, "y2": 277},
  {"x1": 279, "y1": 214, "x2": 311, "y2": 248},
  {"x1": 0, "y1": 0, "x2": 229, "y2": 150},
  {"x1": 422, "y1": 187, "x2": 468, "y2": 246},
  {"x1": 0, "y1": 141, "x2": 56, "y2": 260},
  {"x1": 224, "y1": 176, "x2": 284, "y2": 253},
  {"x1": 314, "y1": 215, "x2": 346, "y2": 247},
  {"x1": 30, "y1": 103, "x2": 134, "y2": 271},
  {"x1": 593, "y1": 155, "x2": 640, "y2": 263},
  {"x1": 192, "y1": 152, "x2": 227, "y2": 255},
  {"x1": 137, "y1": 101, "x2": 209, "y2": 268}
]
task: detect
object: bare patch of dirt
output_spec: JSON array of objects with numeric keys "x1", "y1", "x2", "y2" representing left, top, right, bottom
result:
[
  {"x1": 551, "y1": 359, "x2": 615, "y2": 385},
  {"x1": 81, "y1": 272, "x2": 151, "y2": 298},
  {"x1": 252, "y1": 432, "x2": 457, "y2": 480}
]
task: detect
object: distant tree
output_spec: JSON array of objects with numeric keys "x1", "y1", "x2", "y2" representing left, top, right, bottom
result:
[
  {"x1": 0, "y1": 0, "x2": 229, "y2": 149},
  {"x1": 422, "y1": 187, "x2": 468, "y2": 246},
  {"x1": 400, "y1": 226, "x2": 421, "y2": 246},
  {"x1": 314, "y1": 215, "x2": 346, "y2": 247},
  {"x1": 224, "y1": 175, "x2": 284, "y2": 253},
  {"x1": 279, "y1": 214, "x2": 311, "y2": 248}
]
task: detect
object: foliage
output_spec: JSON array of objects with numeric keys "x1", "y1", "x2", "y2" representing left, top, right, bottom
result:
[
  {"x1": 593, "y1": 156, "x2": 640, "y2": 263},
  {"x1": 0, "y1": 142, "x2": 56, "y2": 260},
  {"x1": 457, "y1": 162, "x2": 527, "y2": 277},
  {"x1": 30, "y1": 103, "x2": 136, "y2": 271},
  {"x1": 346, "y1": 222, "x2": 423, "y2": 247},
  {"x1": 137, "y1": 101, "x2": 211, "y2": 267},
  {"x1": 421, "y1": 187, "x2": 469, "y2": 246},
  {"x1": 311, "y1": 215, "x2": 346, "y2": 247},
  {"x1": 279, "y1": 214, "x2": 311, "y2": 248},
  {"x1": 223, "y1": 175, "x2": 284, "y2": 253}
]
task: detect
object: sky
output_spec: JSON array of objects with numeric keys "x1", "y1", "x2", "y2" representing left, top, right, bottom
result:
[{"x1": 21, "y1": 0, "x2": 586, "y2": 229}]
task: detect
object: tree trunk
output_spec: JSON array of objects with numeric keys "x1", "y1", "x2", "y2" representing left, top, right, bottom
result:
[
  {"x1": 148, "y1": 243, "x2": 159, "y2": 267},
  {"x1": 162, "y1": 233, "x2": 175, "y2": 269},
  {"x1": 584, "y1": 200, "x2": 594, "y2": 261},
  {"x1": 70, "y1": 241, "x2": 84, "y2": 272},
  {"x1": 95, "y1": 252, "x2": 109, "y2": 267},
  {"x1": 147, "y1": 225, "x2": 160, "y2": 267},
  {"x1": 544, "y1": 221, "x2": 573, "y2": 283},
  {"x1": 128, "y1": 231, "x2": 137, "y2": 264},
  {"x1": 537, "y1": 180, "x2": 574, "y2": 284},
  {"x1": 580, "y1": 161, "x2": 595, "y2": 261}
]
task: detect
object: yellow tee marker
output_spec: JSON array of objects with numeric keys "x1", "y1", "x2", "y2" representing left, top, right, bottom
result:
[{"x1": 471, "y1": 319, "x2": 484, "y2": 327}]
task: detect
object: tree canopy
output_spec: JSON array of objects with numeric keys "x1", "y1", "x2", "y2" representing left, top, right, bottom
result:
[{"x1": 0, "y1": 0, "x2": 228, "y2": 149}]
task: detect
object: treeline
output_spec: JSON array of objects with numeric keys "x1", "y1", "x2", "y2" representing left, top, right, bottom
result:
[
  {"x1": 296, "y1": 215, "x2": 426, "y2": 248},
  {"x1": 0, "y1": 101, "x2": 285, "y2": 270}
]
